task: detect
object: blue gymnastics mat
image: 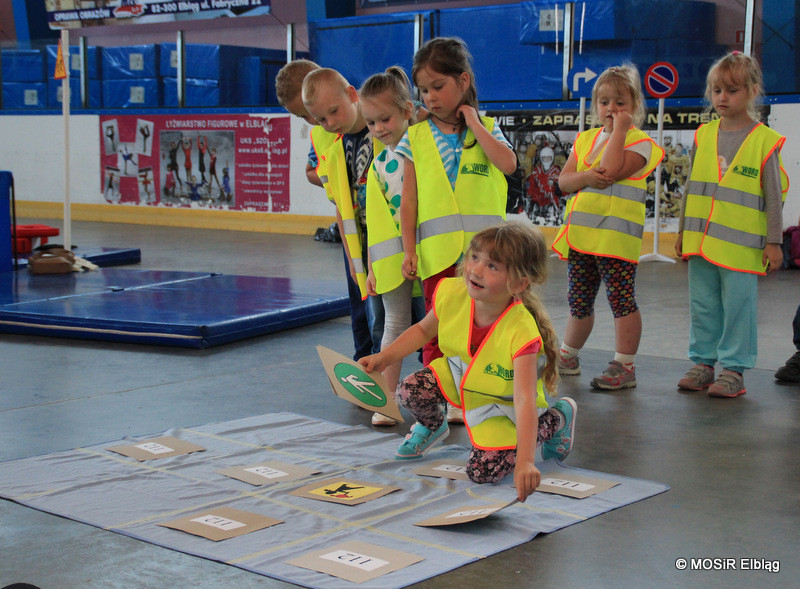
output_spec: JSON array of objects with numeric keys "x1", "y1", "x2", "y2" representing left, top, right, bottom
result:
[
  {"x1": 0, "y1": 412, "x2": 669, "y2": 589},
  {"x1": 0, "y1": 268, "x2": 349, "y2": 348}
]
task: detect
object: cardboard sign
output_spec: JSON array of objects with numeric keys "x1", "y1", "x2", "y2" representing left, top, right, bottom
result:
[
  {"x1": 290, "y1": 478, "x2": 400, "y2": 506},
  {"x1": 316, "y1": 346, "x2": 404, "y2": 422},
  {"x1": 217, "y1": 461, "x2": 320, "y2": 486},
  {"x1": 413, "y1": 460, "x2": 469, "y2": 480},
  {"x1": 106, "y1": 436, "x2": 205, "y2": 461},
  {"x1": 286, "y1": 540, "x2": 423, "y2": 584},
  {"x1": 158, "y1": 506, "x2": 282, "y2": 541},
  {"x1": 537, "y1": 471, "x2": 619, "y2": 499},
  {"x1": 414, "y1": 498, "x2": 519, "y2": 527}
]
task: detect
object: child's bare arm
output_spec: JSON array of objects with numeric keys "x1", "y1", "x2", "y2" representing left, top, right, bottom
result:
[
  {"x1": 400, "y1": 160, "x2": 419, "y2": 279},
  {"x1": 460, "y1": 106, "x2": 518, "y2": 175},
  {"x1": 512, "y1": 353, "x2": 541, "y2": 502}
]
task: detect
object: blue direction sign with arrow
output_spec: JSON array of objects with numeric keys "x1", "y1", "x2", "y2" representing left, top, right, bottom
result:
[{"x1": 568, "y1": 66, "x2": 598, "y2": 98}]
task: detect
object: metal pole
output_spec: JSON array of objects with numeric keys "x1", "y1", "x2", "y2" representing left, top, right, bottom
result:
[
  {"x1": 286, "y1": 22, "x2": 296, "y2": 62},
  {"x1": 79, "y1": 36, "x2": 88, "y2": 109},
  {"x1": 61, "y1": 29, "x2": 71, "y2": 251},
  {"x1": 561, "y1": 3, "x2": 574, "y2": 101},
  {"x1": 743, "y1": 0, "x2": 755, "y2": 56},
  {"x1": 177, "y1": 30, "x2": 185, "y2": 109}
]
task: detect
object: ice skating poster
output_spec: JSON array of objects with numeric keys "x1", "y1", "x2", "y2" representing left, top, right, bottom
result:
[{"x1": 98, "y1": 114, "x2": 290, "y2": 212}]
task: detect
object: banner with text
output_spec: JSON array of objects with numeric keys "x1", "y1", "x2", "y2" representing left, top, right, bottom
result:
[
  {"x1": 48, "y1": 0, "x2": 271, "y2": 29},
  {"x1": 99, "y1": 113, "x2": 289, "y2": 212}
]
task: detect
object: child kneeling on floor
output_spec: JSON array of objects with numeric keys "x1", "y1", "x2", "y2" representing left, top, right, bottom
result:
[{"x1": 360, "y1": 222, "x2": 576, "y2": 502}]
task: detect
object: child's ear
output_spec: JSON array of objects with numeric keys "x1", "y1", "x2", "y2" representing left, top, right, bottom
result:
[
  {"x1": 511, "y1": 277, "x2": 530, "y2": 296},
  {"x1": 346, "y1": 85, "x2": 358, "y2": 103},
  {"x1": 458, "y1": 72, "x2": 471, "y2": 92}
]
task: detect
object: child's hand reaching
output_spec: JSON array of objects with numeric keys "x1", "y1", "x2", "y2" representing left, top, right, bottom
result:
[
  {"x1": 514, "y1": 460, "x2": 541, "y2": 502},
  {"x1": 584, "y1": 167, "x2": 615, "y2": 190},
  {"x1": 358, "y1": 353, "x2": 388, "y2": 374}
]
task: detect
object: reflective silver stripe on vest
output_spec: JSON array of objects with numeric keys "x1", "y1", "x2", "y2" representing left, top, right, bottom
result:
[
  {"x1": 464, "y1": 402, "x2": 516, "y2": 428},
  {"x1": 569, "y1": 211, "x2": 644, "y2": 239},
  {"x1": 417, "y1": 214, "x2": 462, "y2": 242},
  {"x1": 706, "y1": 221, "x2": 767, "y2": 250},
  {"x1": 683, "y1": 216, "x2": 708, "y2": 234},
  {"x1": 687, "y1": 180, "x2": 716, "y2": 197},
  {"x1": 342, "y1": 218, "x2": 359, "y2": 236},
  {"x1": 369, "y1": 236, "x2": 403, "y2": 263},
  {"x1": 319, "y1": 174, "x2": 328, "y2": 184},
  {"x1": 462, "y1": 214, "x2": 504, "y2": 233},
  {"x1": 712, "y1": 185, "x2": 764, "y2": 211},
  {"x1": 594, "y1": 183, "x2": 648, "y2": 204}
]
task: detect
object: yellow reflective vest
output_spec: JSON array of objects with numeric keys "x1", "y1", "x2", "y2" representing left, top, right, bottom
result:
[
  {"x1": 320, "y1": 134, "x2": 385, "y2": 299},
  {"x1": 429, "y1": 278, "x2": 547, "y2": 451},
  {"x1": 408, "y1": 117, "x2": 507, "y2": 280},
  {"x1": 310, "y1": 126, "x2": 338, "y2": 203},
  {"x1": 682, "y1": 119, "x2": 788, "y2": 275},
  {"x1": 366, "y1": 147, "x2": 405, "y2": 294},
  {"x1": 552, "y1": 126, "x2": 664, "y2": 262}
]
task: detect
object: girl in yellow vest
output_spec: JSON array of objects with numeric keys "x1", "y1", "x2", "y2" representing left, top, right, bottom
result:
[
  {"x1": 675, "y1": 52, "x2": 788, "y2": 397},
  {"x1": 359, "y1": 66, "x2": 426, "y2": 426},
  {"x1": 552, "y1": 65, "x2": 664, "y2": 390},
  {"x1": 360, "y1": 223, "x2": 577, "y2": 503},
  {"x1": 396, "y1": 38, "x2": 517, "y2": 405}
]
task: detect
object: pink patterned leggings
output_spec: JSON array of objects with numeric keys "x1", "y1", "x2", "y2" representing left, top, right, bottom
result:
[{"x1": 397, "y1": 367, "x2": 561, "y2": 483}]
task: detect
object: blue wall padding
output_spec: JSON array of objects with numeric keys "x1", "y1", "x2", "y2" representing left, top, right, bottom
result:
[
  {"x1": 102, "y1": 79, "x2": 161, "y2": 108},
  {"x1": 159, "y1": 43, "x2": 251, "y2": 80},
  {"x1": 48, "y1": 79, "x2": 102, "y2": 109},
  {"x1": 102, "y1": 45, "x2": 160, "y2": 80},
  {"x1": 519, "y1": 0, "x2": 716, "y2": 44},
  {"x1": 46, "y1": 45, "x2": 101, "y2": 80},
  {"x1": 2, "y1": 82, "x2": 47, "y2": 109},
  {"x1": 163, "y1": 78, "x2": 236, "y2": 107},
  {"x1": 0, "y1": 172, "x2": 11, "y2": 273},
  {"x1": 309, "y1": 11, "x2": 435, "y2": 89},
  {"x1": 0, "y1": 50, "x2": 46, "y2": 82},
  {"x1": 438, "y1": 4, "x2": 560, "y2": 102}
]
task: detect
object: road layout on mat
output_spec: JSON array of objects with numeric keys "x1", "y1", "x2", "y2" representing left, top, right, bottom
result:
[{"x1": 0, "y1": 412, "x2": 669, "y2": 588}]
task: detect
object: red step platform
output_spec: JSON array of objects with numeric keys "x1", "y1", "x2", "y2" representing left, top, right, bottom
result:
[{"x1": 13, "y1": 224, "x2": 60, "y2": 254}]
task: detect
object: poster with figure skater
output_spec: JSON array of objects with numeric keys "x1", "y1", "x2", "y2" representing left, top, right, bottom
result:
[
  {"x1": 99, "y1": 114, "x2": 290, "y2": 210},
  {"x1": 136, "y1": 118, "x2": 154, "y2": 157},
  {"x1": 102, "y1": 119, "x2": 119, "y2": 156}
]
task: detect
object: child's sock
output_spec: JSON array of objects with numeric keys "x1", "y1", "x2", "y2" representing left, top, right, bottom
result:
[
  {"x1": 614, "y1": 352, "x2": 636, "y2": 369},
  {"x1": 560, "y1": 343, "x2": 581, "y2": 360}
]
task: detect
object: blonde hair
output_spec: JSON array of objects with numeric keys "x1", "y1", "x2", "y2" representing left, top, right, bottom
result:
[
  {"x1": 359, "y1": 66, "x2": 417, "y2": 124},
  {"x1": 590, "y1": 64, "x2": 646, "y2": 128},
  {"x1": 705, "y1": 51, "x2": 764, "y2": 121},
  {"x1": 461, "y1": 222, "x2": 559, "y2": 394},
  {"x1": 275, "y1": 59, "x2": 319, "y2": 107},
  {"x1": 301, "y1": 68, "x2": 350, "y2": 107}
]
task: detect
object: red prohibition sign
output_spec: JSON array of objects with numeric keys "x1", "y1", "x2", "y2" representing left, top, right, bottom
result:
[{"x1": 645, "y1": 62, "x2": 679, "y2": 99}]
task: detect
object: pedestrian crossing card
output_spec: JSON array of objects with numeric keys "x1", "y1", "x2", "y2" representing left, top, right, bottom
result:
[{"x1": 316, "y1": 346, "x2": 404, "y2": 422}]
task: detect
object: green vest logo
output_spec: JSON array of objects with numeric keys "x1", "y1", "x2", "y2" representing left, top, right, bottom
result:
[
  {"x1": 732, "y1": 164, "x2": 759, "y2": 179},
  {"x1": 460, "y1": 163, "x2": 490, "y2": 177},
  {"x1": 333, "y1": 363, "x2": 387, "y2": 407},
  {"x1": 484, "y1": 362, "x2": 514, "y2": 381}
]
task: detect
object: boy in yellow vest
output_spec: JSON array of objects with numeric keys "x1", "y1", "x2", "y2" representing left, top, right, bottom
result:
[
  {"x1": 303, "y1": 68, "x2": 385, "y2": 359},
  {"x1": 275, "y1": 61, "x2": 374, "y2": 360}
]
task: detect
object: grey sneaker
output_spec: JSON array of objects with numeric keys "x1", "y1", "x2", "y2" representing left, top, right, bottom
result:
[
  {"x1": 707, "y1": 370, "x2": 746, "y2": 398},
  {"x1": 678, "y1": 364, "x2": 715, "y2": 390},
  {"x1": 590, "y1": 361, "x2": 636, "y2": 390},
  {"x1": 558, "y1": 354, "x2": 581, "y2": 375},
  {"x1": 775, "y1": 351, "x2": 800, "y2": 382}
]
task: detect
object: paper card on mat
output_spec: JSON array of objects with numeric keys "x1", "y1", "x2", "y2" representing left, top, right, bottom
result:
[
  {"x1": 217, "y1": 461, "x2": 320, "y2": 486},
  {"x1": 158, "y1": 506, "x2": 282, "y2": 541},
  {"x1": 286, "y1": 540, "x2": 423, "y2": 584},
  {"x1": 413, "y1": 459, "x2": 469, "y2": 480},
  {"x1": 414, "y1": 498, "x2": 518, "y2": 527},
  {"x1": 106, "y1": 436, "x2": 205, "y2": 461},
  {"x1": 316, "y1": 346, "x2": 404, "y2": 422},
  {"x1": 537, "y1": 471, "x2": 619, "y2": 499},
  {"x1": 290, "y1": 478, "x2": 400, "y2": 506}
]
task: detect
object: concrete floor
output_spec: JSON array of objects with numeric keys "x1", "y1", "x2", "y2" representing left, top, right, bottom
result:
[{"x1": 1, "y1": 219, "x2": 799, "y2": 588}]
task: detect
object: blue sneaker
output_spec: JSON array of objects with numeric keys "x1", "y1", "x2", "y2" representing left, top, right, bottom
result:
[
  {"x1": 395, "y1": 421, "x2": 449, "y2": 460},
  {"x1": 541, "y1": 397, "x2": 577, "y2": 461}
]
